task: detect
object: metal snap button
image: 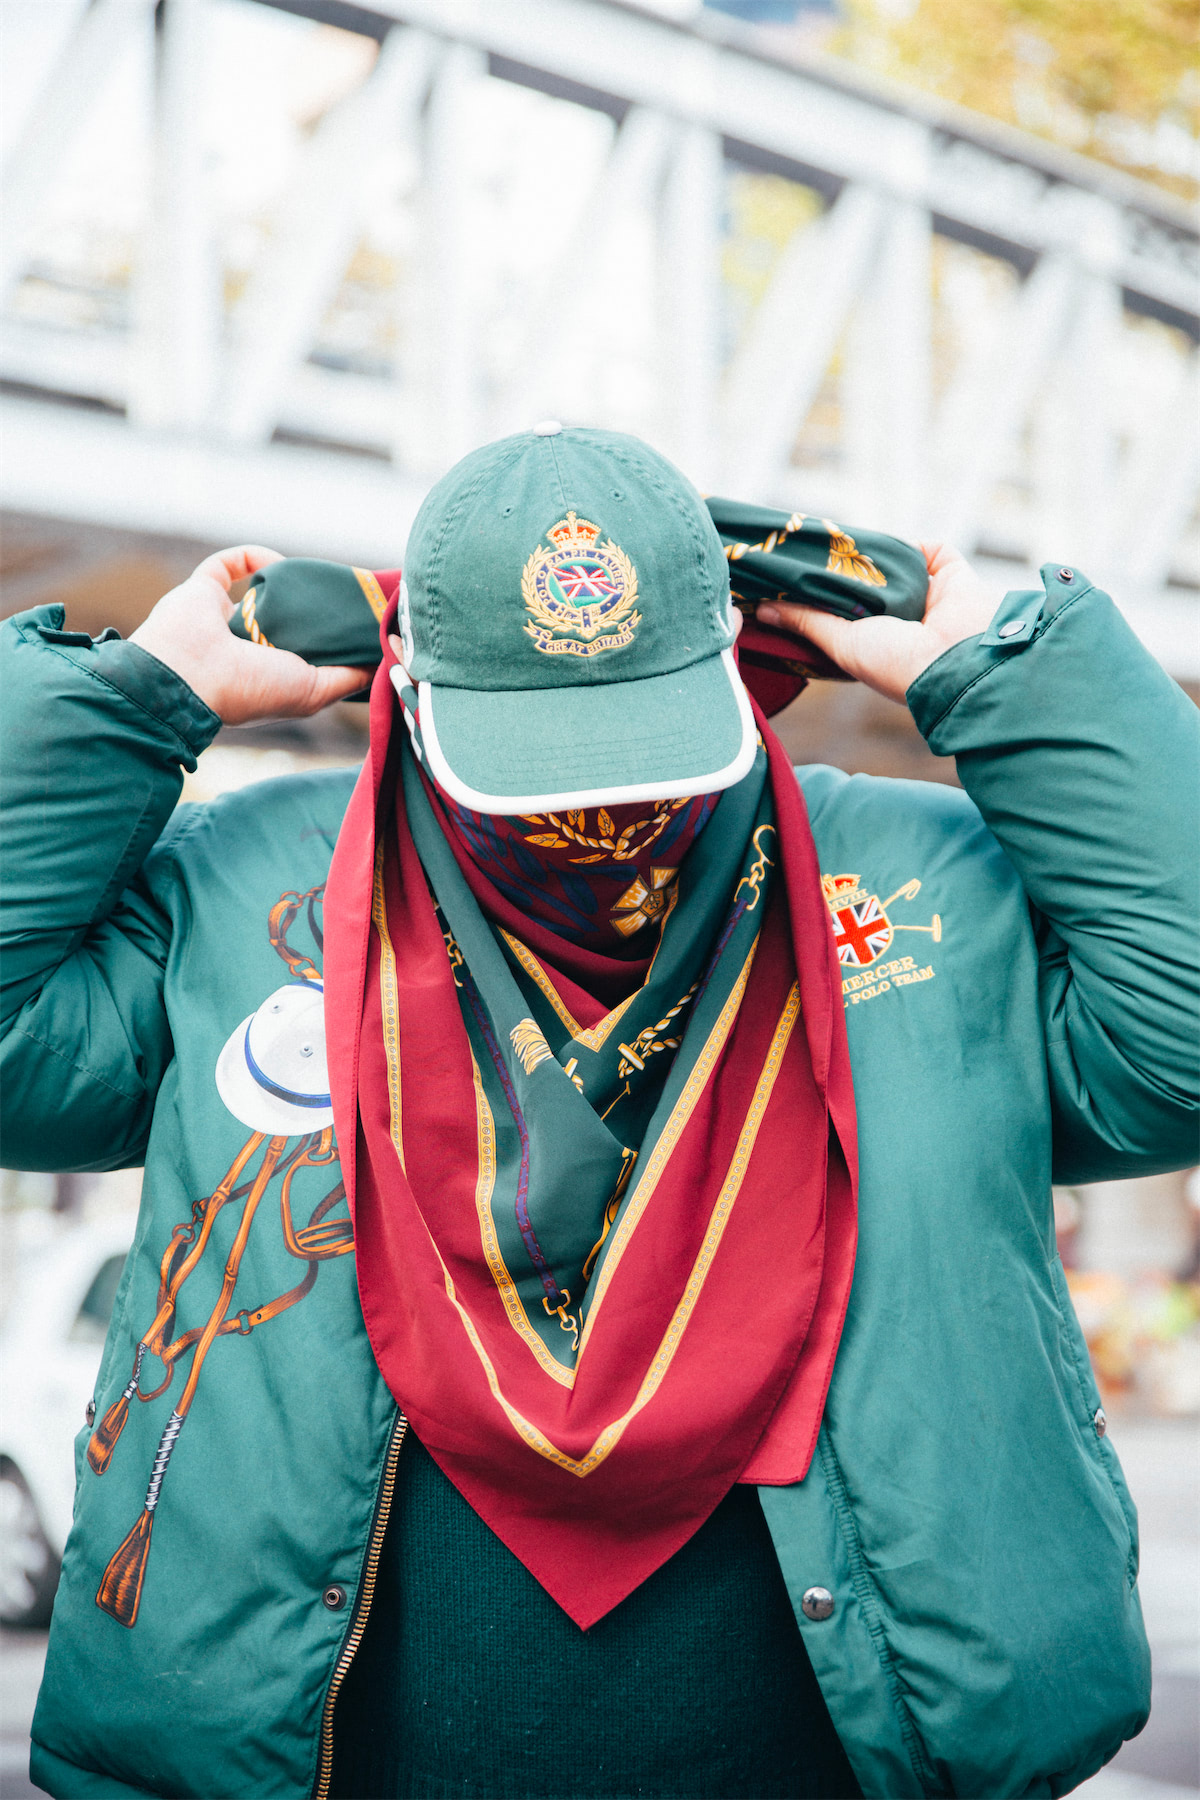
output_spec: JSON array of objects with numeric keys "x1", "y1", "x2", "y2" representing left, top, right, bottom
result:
[
  {"x1": 1093, "y1": 1406, "x2": 1107, "y2": 1438},
  {"x1": 85, "y1": 1398, "x2": 96, "y2": 1426},
  {"x1": 322, "y1": 1584, "x2": 347, "y2": 1611},
  {"x1": 801, "y1": 1585, "x2": 835, "y2": 1621},
  {"x1": 1057, "y1": 567, "x2": 1073, "y2": 583},
  {"x1": 997, "y1": 620, "x2": 1026, "y2": 639}
]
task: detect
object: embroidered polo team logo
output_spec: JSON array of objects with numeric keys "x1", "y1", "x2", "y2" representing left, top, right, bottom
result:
[
  {"x1": 824, "y1": 874, "x2": 893, "y2": 966},
  {"x1": 822, "y1": 874, "x2": 943, "y2": 1008},
  {"x1": 523, "y1": 512, "x2": 641, "y2": 658}
]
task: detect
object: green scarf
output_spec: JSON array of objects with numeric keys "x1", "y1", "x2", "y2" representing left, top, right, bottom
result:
[{"x1": 401, "y1": 741, "x2": 774, "y2": 1364}]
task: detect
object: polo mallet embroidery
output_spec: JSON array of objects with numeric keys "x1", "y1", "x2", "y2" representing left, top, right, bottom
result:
[
  {"x1": 90, "y1": 886, "x2": 353, "y2": 1628},
  {"x1": 822, "y1": 873, "x2": 942, "y2": 970}
]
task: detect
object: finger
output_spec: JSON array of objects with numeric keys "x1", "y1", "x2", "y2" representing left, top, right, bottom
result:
[
  {"x1": 917, "y1": 540, "x2": 971, "y2": 579},
  {"x1": 756, "y1": 599, "x2": 854, "y2": 662},
  {"x1": 298, "y1": 664, "x2": 373, "y2": 715},
  {"x1": 192, "y1": 545, "x2": 285, "y2": 594}
]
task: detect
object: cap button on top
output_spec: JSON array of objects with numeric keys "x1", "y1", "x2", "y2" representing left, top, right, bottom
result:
[
  {"x1": 1057, "y1": 567, "x2": 1074, "y2": 583},
  {"x1": 997, "y1": 620, "x2": 1026, "y2": 639},
  {"x1": 531, "y1": 419, "x2": 563, "y2": 436},
  {"x1": 801, "y1": 1585, "x2": 835, "y2": 1621}
]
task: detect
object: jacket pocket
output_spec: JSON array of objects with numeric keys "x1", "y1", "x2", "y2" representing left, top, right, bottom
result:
[{"x1": 1048, "y1": 1252, "x2": 1139, "y2": 1585}]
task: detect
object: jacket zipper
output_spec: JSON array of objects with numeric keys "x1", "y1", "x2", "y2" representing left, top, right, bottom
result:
[{"x1": 312, "y1": 1408, "x2": 409, "y2": 1800}]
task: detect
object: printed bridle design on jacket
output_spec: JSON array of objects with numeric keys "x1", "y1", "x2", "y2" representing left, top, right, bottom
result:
[{"x1": 88, "y1": 886, "x2": 354, "y2": 1630}]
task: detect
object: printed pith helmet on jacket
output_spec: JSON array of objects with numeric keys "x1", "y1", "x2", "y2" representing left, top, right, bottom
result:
[{"x1": 215, "y1": 982, "x2": 333, "y2": 1135}]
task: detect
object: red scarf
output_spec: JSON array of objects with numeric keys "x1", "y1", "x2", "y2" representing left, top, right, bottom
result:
[{"x1": 324, "y1": 602, "x2": 858, "y2": 1629}]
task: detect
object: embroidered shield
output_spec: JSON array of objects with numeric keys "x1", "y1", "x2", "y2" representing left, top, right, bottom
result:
[
  {"x1": 522, "y1": 513, "x2": 641, "y2": 658},
  {"x1": 822, "y1": 874, "x2": 893, "y2": 968}
]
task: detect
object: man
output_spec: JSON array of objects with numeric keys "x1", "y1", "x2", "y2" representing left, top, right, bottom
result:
[{"x1": 4, "y1": 425, "x2": 1197, "y2": 1800}]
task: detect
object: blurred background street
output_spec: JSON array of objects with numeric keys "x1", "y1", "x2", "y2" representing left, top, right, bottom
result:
[{"x1": 1, "y1": 0, "x2": 1197, "y2": 1793}]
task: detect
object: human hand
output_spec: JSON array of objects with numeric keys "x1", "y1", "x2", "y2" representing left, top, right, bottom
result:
[
  {"x1": 130, "y1": 546, "x2": 371, "y2": 725},
  {"x1": 755, "y1": 541, "x2": 996, "y2": 705}
]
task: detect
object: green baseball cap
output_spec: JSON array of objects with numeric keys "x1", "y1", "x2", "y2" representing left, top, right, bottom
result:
[{"x1": 395, "y1": 424, "x2": 755, "y2": 814}]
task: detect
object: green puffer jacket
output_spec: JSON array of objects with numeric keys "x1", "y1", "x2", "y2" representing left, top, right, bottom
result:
[{"x1": 3, "y1": 568, "x2": 1197, "y2": 1800}]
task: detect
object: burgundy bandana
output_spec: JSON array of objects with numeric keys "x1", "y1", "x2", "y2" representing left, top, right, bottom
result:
[{"x1": 424, "y1": 780, "x2": 719, "y2": 959}]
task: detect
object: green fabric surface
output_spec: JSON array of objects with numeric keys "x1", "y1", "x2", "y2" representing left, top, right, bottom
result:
[
  {"x1": 907, "y1": 564, "x2": 1200, "y2": 1181},
  {"x1": 221, "y1": 500, "x2": 926, "y2": 700},
  {"x1": 403, "y1": 429, "x2": 733, "y2": 693},
  {"x1": 5, "y1": 574, "x2": 1193, "y2": 1799},
  {"x1": 0, "y1": 607, "x2": 220, "y2": 1170},
  {"x1": 418, "y1": 653, "x2": 748, "y2": 804},
  {"x1": 229, "y1": 558, "x2": 385, "y2": 670},
  {"x1": 330, "y1": 1433, "x2": 860, "y2": 1800},
  {"x1": 705, "y1": 500, "x2": 928, "y2": 623}
]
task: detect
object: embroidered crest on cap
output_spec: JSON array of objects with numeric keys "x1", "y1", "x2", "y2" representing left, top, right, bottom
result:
[{"x1": 522, "y1": 513, "x2": 641, "y2": 658}]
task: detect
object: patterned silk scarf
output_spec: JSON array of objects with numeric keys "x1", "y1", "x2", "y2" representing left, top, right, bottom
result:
[
  {"x1": 429, "y1": 785, "x2": 719, "y2": 957},
  {"x1": 324, "y1": 630, "x2": 858, "y2": 1629}
]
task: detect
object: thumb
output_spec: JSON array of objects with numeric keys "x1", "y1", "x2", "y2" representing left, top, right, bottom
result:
[
  {"x1": 756, "y1": 599, "x2": 855, "y2": 662},
  {"x1": 301, "y1": 664, "x2": 373, "y2": 713}
]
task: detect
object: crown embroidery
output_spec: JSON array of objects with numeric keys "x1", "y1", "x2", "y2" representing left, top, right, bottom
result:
[
  {"x1": 522, "y1": 513, "x2": 641, "y2": 659},
  {"x1": 821, "y1": 872, "x2": 870, "y2": 910}
]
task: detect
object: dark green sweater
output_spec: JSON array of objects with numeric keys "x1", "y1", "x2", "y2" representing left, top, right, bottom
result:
[{"x1": 330, "y1": 1434, "x2": 860, "y2": 1800}]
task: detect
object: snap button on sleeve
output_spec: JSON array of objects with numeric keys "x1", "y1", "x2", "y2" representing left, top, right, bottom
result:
[
  {"x1": 801, "y1": 1586, "x2": 835, "y2": 1621},
  {"x1": 85, "y1": 1399, "x2": 96, "y2": 1427},
  {"x1": 1093, "y1": 1407, "x2": 1108, "y2": 1438},
  {"x1": 980, "y1": 589, "x2": 1043, "y2": 649},
  {"x1": 322, "y1": 1584, "x2": 347, "y2": 1611},
  {"x1": 1057, "y1": 567, "x2": 1074, "y2": 583}
]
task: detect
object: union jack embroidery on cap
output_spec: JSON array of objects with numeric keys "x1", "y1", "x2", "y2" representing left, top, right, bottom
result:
[{"x1": 522, "y1": 513, "x2": 641, "y2": 659}]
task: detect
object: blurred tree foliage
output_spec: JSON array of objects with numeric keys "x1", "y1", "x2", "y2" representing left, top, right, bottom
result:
[
  {"x1": 722, "y1": 173, "x2": 820, "y2": 319},
  {"x1": 834, "y1": 0, "x2": 1200, "y2": 197}
]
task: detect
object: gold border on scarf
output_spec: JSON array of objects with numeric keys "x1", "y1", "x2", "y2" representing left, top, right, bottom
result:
[
  {"x1": 470, "y1": 1054, "x2": 575, "y2": 1389},
  {"x1": 371, "y1": 842, "x2": 406, "y2": 1174},
  {"x1": 499, "y1": 934, "x2": 639, "y2": 1050},
  {"x1": 496, "y1": 881, "x2": 681, "y2": 1055},
  {"x1": 352, "y1": 566, "x2": 389, "y2": 623},
  {"x1": 429, "y1": 976, "x2": 799, "y2": 1477},
  {"x1": 371, "y1": 846, "x2": 801, "y2": 1476},
  {"x1": 576, "y1": 933, "x2": 759, "y2": 1355},
  {"x1": 370, "y1": 866, "x2": 576, "y2": 1389}
]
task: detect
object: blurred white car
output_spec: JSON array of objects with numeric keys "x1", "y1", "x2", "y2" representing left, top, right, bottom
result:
[{"x1": 0, "y1": 1215, "x2": 133, "y2": 1627}]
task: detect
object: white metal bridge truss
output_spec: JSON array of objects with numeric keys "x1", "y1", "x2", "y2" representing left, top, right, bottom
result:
[{"x1": 1, "y1": 0, "x2": 1197, "y2": 672}]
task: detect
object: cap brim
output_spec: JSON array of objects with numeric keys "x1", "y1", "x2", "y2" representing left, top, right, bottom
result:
[{"x1": 410, "y1": 649, "x2": 757, "y2": 814}]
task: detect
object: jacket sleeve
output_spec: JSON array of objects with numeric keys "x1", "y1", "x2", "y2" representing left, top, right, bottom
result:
[
  {"x1": 907, "y1": 565, "x2": 1199, "y2": 1183},
  {"x1": 0, "y1": 607, "x2": 221, "y2": 1172}
]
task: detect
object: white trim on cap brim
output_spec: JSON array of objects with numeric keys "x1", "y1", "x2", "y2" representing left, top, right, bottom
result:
[
  {"x1": 215, "y1": 1013, "x2": 336, "y2": 1137},
  {"x1": 412, "y1": 649, "x2": 757, "y2": 815}
]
